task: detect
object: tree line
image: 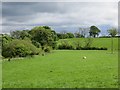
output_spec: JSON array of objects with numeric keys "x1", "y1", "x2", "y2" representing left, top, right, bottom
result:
[{"x1": 1, "y1": 25, "x2": 118, "y2": 59}]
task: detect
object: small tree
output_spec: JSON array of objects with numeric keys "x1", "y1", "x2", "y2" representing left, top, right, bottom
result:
[
  {"x1": 84, "y1": 37, "x2": 93, "y2": 48},
  {"x1": 107, "y1": 28, "x2": 118, "y2": 53},
  {"x1": 30, "y1": 26, "x2": 57, "y2": 49},
  {"x1": 79, "y1": 27, "x2": 89, "y2": 38},
  {"x1": 107, "y1": 28, "x2": 117, "y2": 37}
]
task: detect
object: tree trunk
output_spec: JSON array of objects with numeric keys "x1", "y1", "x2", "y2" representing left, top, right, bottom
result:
[{"x1": 111, "y1": 37, "x2": 113, "y2": 54}]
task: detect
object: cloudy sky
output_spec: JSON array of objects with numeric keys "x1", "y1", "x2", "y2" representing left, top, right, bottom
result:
[{"x1": 1, "y1": 1, "x2": 118, "y2": 35}]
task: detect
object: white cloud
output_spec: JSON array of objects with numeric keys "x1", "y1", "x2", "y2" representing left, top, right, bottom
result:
[
  {"x1": 2, "y1": 2, "x2": 118, "y2": 34},
  {"x1": 23, "y1": 2, "x2": 118, "y2": 27}
]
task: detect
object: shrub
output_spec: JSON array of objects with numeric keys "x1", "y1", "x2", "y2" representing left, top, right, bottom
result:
[
  {"x1": 74, "y1": 41, "x2": 82, "y2": 50},
  {"x1": 84, "y1": 38, "x2": 93, "y2": 48},
  {"x1": 80, "y1": 47, "x2": 107, "y2": 50},
  {"x1": 2, "y1": 39, "x2": 40, "y2": 58},
  {"x1": 58, "y1": 44, "x2": 74, "y2": 50}
]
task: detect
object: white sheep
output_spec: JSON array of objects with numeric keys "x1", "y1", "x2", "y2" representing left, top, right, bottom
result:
[{"x1": 83, "y1": 56, "x2": 86, "y2": 59}]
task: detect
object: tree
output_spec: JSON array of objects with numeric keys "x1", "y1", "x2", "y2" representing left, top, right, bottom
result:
[
  {"x1": 79, "y1": 27, "x2": 89, "y2": 38},
  {"x1": 74, "y1": 32, "x2": 82, "y2": 38},
  {"x1": 89, "y1": 26, "x2": 101, "y2": 37},
  {"x1": 66, "y1": 33, "x2": 74, "y2": 38},
  {"x1": 11, "y1": 30, "x2": 31, "y2": 39},
  {"x1": 107, "y1": 28, "x2": 118, "y2": 54},
  {"x1": 57, "y1": 33, "x2": 69, "y2": 39},
  {"x1": 2, "y1": 34, "x2": 13, "y2": 48},
  {"x1": 107, "y1": 28, "x2": 117, "y2": 37},
  {"x1": 84, "y1": 38, "x2": 93, "y2": 48},
  {"x1": 2, "y1": 39, "x2": 40, "y2": 58},
  {"x1": 30, "y1": 26, "x2": 57, "y2": 49}
]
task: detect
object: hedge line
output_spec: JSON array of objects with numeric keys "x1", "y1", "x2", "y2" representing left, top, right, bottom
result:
[{"x1": 58, "y1": 44, "x2": 107, "y2": 50}]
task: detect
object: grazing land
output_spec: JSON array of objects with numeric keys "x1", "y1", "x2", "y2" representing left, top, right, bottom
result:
[
  {"x1": 2, "y1": 38, "x2": 118, "y2": 88},
  {"x1": 57, "y1": 38, "x2": 118, "y2": 51}
]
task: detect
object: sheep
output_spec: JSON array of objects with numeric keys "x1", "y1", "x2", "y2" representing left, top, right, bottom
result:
[{"x1": 83, "y1": 56, "x2": 86, "y2": 59}]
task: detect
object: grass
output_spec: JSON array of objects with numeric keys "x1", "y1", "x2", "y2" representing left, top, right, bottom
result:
[{"x1": 2, "y1": 50, "x2": 118, "y2": 88}]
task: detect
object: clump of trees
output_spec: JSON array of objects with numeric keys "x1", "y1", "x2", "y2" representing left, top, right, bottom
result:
[
  {"x1": 29, "y1": 26, "x2": 57, "y2": 49},
  {"x1": 1, "y1": 25, "x2": 118, "y2": 59},
  {"x1": 57, "y1": 32, "x2": 74, "y2": 39},
  {"x1": 2, "y1": 39, "x2": 40, "y2": 58},
  {"x1": 56, "y1": 25, "x2": 101, "y2": 39},
  {"x1": 58, "y1": 41, "x2": 75, "y2": 50},
  {"x1": 107, "y1": 28, "x2": 118, "y2": 53},
  {"x1": 2, "y1": 26, "x2": 58, "y2": 58}
]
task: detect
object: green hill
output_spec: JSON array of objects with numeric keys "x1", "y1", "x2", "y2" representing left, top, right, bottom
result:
[{"x1": 57, "y1": 38, "x2": 118, "y2": 51}]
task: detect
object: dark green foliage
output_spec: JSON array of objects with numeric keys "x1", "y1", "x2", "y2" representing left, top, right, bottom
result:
[
  {"x1": 58, "y1": 44, "x2": 74, "y2": 50},
  {"x1": 2, "y1": 34, "x2": 13, "y2": 44},
  {"x1": 58, "y1": 44, "x2": 107, "y2": 50},
  {"x1": 58, "y1": 41, "x2": 74, "y2": 50},
  {"x1": 66, "y1": 33, "x2": 74, "y2": 38},
  {"x1": 89, "y1": 26, "x2": 101, "y2": 37},
  {"x1": 57, "y1": 33, "x2": 70, "y2": 39},
  {"x1": 51, "y1": 30, "x2": 59, "y2": 41},
  {"x1": 11, "y1": 30, "x2": 31, "y2": 39},
  {"x1": 56, "y1": 33, "x2": 63, "y2": 39},
  {"x1": 30, "y1": 26, "x2": 57, "y2": 49},
  {"x1": 2, "y1": 39, "x2": 40, "y2": 58},
  {"x1": 32, "y1": 40, "x2": 41, "y2": 48},
  {"x1": 76, "y1": 46, "x2": 82, "y2": 50},
  {"x1": 42, "y1": 26, "x2": 51, "y2": 29},
  {"x1": 2, "y1": 34, "x2": 13, "y2": 52},
  {"x1": 80, "y1": 47, "x2": 107, "y2": 50}
]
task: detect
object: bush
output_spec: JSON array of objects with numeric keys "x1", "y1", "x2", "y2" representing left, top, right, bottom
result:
[
  {"x1": 2, "y1": 39, "x2": 41, "y2": 58},
  {"x1": 74, "y1": 41, "x2": 82, "y2": 50},
  {"x1": 58, "y1": 44, "x2": 74, "y2": 50},
  {"x1": 76, "y1": 46, "x2": 82, "y2": 50},
  {"x1": 84, "y1": 38, "x2": 93, "y2": 48},
  {"x1": 80, "y1": 47, "x2": 107, "y2": 50}
]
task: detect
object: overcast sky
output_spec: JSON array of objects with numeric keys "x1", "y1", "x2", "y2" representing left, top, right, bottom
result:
[{"x1": 1, "y1": 2, "x2": 118, "y2": 35}]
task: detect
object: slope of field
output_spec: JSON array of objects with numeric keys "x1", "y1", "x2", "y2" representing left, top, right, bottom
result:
[
  {"x1": 57, "y1": 38, "x2": 118, "y2": 51},
  {"x1": 2, "y1": 50, "x2": 118, "y2": 88}
]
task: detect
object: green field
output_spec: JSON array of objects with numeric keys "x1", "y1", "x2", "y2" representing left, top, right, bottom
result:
[
  {"x1": 2, "y1": 38, "x2": 119, "y2": 88},
  {"x1": 57, "y1": 38, "x2": 118, "y2": 51}
]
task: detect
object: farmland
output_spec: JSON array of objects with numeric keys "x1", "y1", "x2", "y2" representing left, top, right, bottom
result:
[
  {"x1": 57, "y1": 38, "x2": 118, "y2": 51},
  {"x1": 2, "y1": 38, "x2": 118, "y2": 88}
]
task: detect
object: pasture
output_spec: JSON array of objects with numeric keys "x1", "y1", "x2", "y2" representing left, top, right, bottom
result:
[
  {"x1": 2, "y1": 50, "x2": 118, "y2": 88},
  {"x1": 2, "y1": 38, "x2": 119, "y2": 88},
  {"x1": 57, "y1": 38, "x2": 118, "y2": 51}
]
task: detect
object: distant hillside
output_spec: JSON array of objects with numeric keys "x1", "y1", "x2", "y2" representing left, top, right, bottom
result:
[{"x1": 57, "y1": 38, "x2": 118, "y2": 51}]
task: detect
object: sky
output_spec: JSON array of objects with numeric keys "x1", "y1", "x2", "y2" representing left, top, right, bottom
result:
[{"x1": 1, "y1": 1, "x2": 118, "y2": 36}]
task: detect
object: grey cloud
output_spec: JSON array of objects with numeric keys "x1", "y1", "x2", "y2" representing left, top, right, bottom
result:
[
  {"x1": 2, "y1": 2, "x2": 118, "y2": 34},
  {"x1": 2, "y1": 2, "x2": 67, "y2": 17}
]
